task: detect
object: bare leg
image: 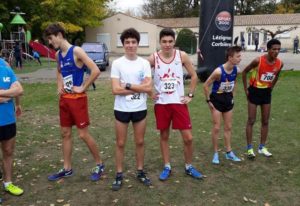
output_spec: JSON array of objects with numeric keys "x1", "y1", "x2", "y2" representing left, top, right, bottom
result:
[
  {"x1": 114, "y1": 120, "x2": 128, "y2": 173},
  {"x1": 160, "y1": 129, "x2": 170, "y2": 165},
  {"x1": 180, "y1": 129, "x2": 193, "y2": 164},
  {"x1": 260, "y1": 104, "x2": 271, "y2": 145},
  {"x1": 133, "y1": 118, "x2": 147, "y2": 170},
  {"x1": 77, "y1": 126, "x2": 102, "y2": 165},
  {"x1": 1, "y1": 137, "x2": 16, "y2": 182},
  {"x1": 210, "y1": 107, "x2": 222, "y2": 152},
  {"x1": 246, "y1": 102, "x2": 257, "y2": 146},
  {"x1": 61, "y1": 127, "x2": 73, "y2": 170},
  {"x1": 223, "y1": 110, "x2": 233, "y2": 152}
]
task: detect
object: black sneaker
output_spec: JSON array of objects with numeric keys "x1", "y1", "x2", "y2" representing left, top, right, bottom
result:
[
  {"x1": 112, "y1": 174, "x2": 123, "y2": 191},
  {"x1": 137, "y1": 170, "x2": 151, "y2": 186}
]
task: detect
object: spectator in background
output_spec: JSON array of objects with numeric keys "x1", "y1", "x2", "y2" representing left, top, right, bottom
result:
[
  {"x1": 254, "y1": 36, "x2": 259, "y2": 52},
  {"x1": 13, "y1": 43, "x2": 22, "y2": 70},
  {"x1": 234, "y1": 36, "x2": 239, "y2": 46},
  {"x1": 293, "y1": 36, "x2": 299, "y2": 54},
  {"x1": 241, "y1": 35, "x2": 245, "y2": 51}
]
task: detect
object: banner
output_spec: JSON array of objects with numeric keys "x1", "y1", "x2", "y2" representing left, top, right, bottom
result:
[{"x1": 197, "y1": 0, "x2": 234, "y2": 81}]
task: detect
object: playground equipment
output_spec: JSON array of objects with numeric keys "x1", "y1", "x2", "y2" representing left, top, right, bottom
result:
[{"x1": 0, "y1": 7, "x2": 55, "y2": 68}]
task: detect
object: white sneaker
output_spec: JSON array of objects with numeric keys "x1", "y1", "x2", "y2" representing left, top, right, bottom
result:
[{"x1": 258, "y1": 147, "x2": 272, "y2": 157}]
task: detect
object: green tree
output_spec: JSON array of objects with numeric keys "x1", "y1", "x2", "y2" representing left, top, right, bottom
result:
[
  {"x1": 175, "y1": 28, "x2": 197, "y2": 54},
  {"x1": 0, "y1": 0, "x2": 110, "y2": 42},
  {"x1": 142, "y1": 0, "x2": 200, "y2": 18},
  {"x1": 234, "y1": 0, "x2": 277, "y2": 15}
]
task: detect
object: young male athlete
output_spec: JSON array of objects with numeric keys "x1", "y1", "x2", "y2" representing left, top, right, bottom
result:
[
  {"x1": 203, "y1": 46, "x2": 242, "y2": 164},
  {"x1": 0, "y1": 58, "x2": 24, "y2": 196},
  {"x1": 242, "y1": 39, "x2": 284, "y2": 159},
  {"x1": 111, "y1": 28, "x2": 152, "y2": 191},
  {"x1": 44, "y1": 23, "x2": 105, "y2": 181},
  {"x1": 148, "y1": 28, "x2": 203, "y2": 181}
]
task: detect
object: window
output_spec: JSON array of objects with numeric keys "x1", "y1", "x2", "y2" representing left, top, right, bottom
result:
[{"x1": 116, "y1": 32, "x2": 149, "y2": 47}]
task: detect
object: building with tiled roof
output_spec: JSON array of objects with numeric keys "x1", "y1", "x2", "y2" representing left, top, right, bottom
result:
[{"x1": 85, "y1": 12, "x2": 300, "y2": 54}]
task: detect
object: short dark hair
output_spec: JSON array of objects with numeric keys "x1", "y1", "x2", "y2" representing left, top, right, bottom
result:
[
  {"x1": 226, "y1": 46, "x2": 242, "y2": 60},
  {"x1": 44, "y1": 23, "x2": 66, "y2": 38},
  {"x1": 267, "y1": 39, "x2": 281, "y2": 50},
  {"x1": 159, "y1": 28, "x2": 175, "y2": 40},
  {"x1": 120, "y1": 28, "x2": 140, "y2": 45}
]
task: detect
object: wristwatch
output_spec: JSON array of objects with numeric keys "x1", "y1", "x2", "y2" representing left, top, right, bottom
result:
[
  {"x1": 125, "y1": 83, "x2": 131, "y2": 90},
  {"x1": 188, "y1": 93, "x2": 194, "y2": 98}
]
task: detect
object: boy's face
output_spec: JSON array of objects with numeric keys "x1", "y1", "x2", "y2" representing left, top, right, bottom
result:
[
  {"x1": 160, "y1": 36, "x2": 175, "y2": 53},
  {"x1": 268, "y1": 44, "x2": 281, "y2": 59},
  {"x1": 47, "y1": 33, "x2": 62, "y2": 49},
  {"x1": 229, "y1": 52, "x2": 242, "y2": 65},
  {"x1": 123, "y1": 38, "x2": 138, "y2": 56}
]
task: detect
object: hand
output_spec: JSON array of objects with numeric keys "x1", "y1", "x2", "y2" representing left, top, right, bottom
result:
[
  {"x1": 72, "y1": 85, "x2": 85, "y2": 93},
  {"x1": 180, "y1": 96, "x2": 192, "y2": 104},
  {"x1": 15, "y1": 105, "x2": 22, "y2": 117},
  {"x1": 151, "y1": 93, "x2": 160, "y2": 101},
  {"x1": 207, "y1": 101, "x2": 215, "y2": 110},
  {"x1": 57, "y1": 86, "x2": 65, "y2": 95}
]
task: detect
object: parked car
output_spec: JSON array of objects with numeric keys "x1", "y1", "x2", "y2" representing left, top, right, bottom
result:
[{"x1": 81, "y1": 42, "x2": 109, "y2": 71}]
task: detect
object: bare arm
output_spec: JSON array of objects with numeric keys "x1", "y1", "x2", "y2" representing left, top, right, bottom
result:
[
  {"x1": 271, "y1": 63, "x2": 284, "y2": 90},
  {"x1": 15, "y1": 96, "x2": 22, "y2": 117},
  {"x1": 181, "y1": 51, "x2": 197, "y2": 94},
  {"x1": 111, "y1": 78, "x2": 134, "y2": 95},
  {"x1": 55, "y1": 52, "x2": 65, "y2": 95},
  {"x1": 0, "y1": 81, "x2": 23, "y2": 98},
  {"x1": 242, "y1": 57, "x2": 259, "y2": 96},
  {"x1": 73, "y1": 47, "x2": 100, "y2": 93}
]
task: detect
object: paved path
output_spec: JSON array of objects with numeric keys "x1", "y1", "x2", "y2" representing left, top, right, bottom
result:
[{"x1": 17, "y1": 51, "x2": 299, "y2": 83}]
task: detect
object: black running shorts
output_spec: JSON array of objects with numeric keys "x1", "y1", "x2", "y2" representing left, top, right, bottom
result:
[
  {"x1": 248, "y1": 86, "x2": 272, "y2": 105},
  {"x1": 114, "y1": 110, "x2": 147, "y2": 123},
  {"x1": 210, "y1": 92, "x2": 234, "y2": 113},
  {"x1": 0, "y1": 123, "x2": 16, "y2": 141}
]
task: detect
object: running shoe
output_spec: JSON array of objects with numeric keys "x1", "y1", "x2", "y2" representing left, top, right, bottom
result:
[
  {"x1": 159, "y1": 167, "x2": 171, "y2": 181},
  {"x1": 258, "y1": 147, "x2": 272, "y2": 157},
  {"x1": 212, "y1": 152, "x2": 220, "y2": 164},
  {"x1": 4, "y1": 183, "x2": 24, "y2": 196},
  {"x1": 90, "y1": 164, "x2": 105, "y2": 181},
  {"x1": 112, "y1": 175, "x2": 123, "y2": 191},
  {"x1": 136, "y1": 170, "x2": 151, "y2": 186},
  {"x1": 185, "y1": 165, "x2": 203, "y2": 179},
  {"x1": 247, "y1": 148, "x2": 256, "y2": 159},
  {"x1": 48, "y1": 168, "x2": 73, "y2": 181},
  {"x1": 225, "y1": 151, "x2": 241, "y2": 162}
]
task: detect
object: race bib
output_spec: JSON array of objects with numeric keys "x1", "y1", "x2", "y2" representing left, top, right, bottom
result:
[
  {"x1": 125, "y1": 93, "x2": 144, "y2": 102},
  {"x1": 63, "y1": 74, "x2": 73, "y2": 92},
  {"x1": 219, "y1": 81, "x2": 235, "y2": 92},
  {"x1": 161, "y1": 78, "x2": 177, "y2": 93},
  {"x1": 261, "y1": 72, "x2": 275, "y2": 82}
]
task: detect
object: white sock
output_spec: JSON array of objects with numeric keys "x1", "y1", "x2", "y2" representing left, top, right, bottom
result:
[
  {"x1": 185, "y1": 164, "x2": 192, "y2": 170},
  {"x1": 4, "y1": 181, "x2": 12, "y2": 187},
  {"x1": 164, "y1": 163, "x2": 171, "y2": 170}
]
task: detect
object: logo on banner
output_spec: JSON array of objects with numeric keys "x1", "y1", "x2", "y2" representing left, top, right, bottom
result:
[{"x1": 215, "y1": 11, "x2": 232, "y2": 31}]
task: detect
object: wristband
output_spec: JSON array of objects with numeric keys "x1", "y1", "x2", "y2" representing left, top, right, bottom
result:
[{"x1": 206, "y1": 99, "x2": 210, "y2": 103}]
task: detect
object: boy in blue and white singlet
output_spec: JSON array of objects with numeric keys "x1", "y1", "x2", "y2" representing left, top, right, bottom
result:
[
  {"x1": 44, "y1": 23, "x2": 105, "y2": 182},
  {"x1": 0, "y1": 58, "x2": 24, "y2": 196},
  {"x1": 203, "y1": 46, "x2": 243, "y2": 165}
]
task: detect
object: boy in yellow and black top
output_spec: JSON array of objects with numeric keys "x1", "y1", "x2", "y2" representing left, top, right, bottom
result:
[
  {"x1": 242, "y1": 39, "x2": 283, "y2": 159},
  {"x1": 203, "y1": 46, "x2": 242, "y2": 165}
]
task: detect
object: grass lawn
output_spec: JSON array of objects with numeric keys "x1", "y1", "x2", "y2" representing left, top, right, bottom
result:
[
  {"x1": 13, "y1": 57, "x2": 57, "y2": 74},
  {"x1": 2, "y1": 71, "x2": 300, "y2": 206}
]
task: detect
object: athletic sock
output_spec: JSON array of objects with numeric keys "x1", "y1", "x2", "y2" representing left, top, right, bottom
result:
[
  {"x1": 259, "y1": 144, "x2": 265, "y2": 150},
  {"x1": 4, "y1": 181, "x2": 12, "y2": 188},
  {"x1": 116, "y1": 172, "x2": 123, "y2": 178},
  {"x1": 185, "y1": 164, "x2": 192, "y2": 170},
  {"x1": 247, "y1": 144, "x2": 253, "y2": 150},
  {"x1": 164, "y1": 163, "x2": 171, "y2": 170}
]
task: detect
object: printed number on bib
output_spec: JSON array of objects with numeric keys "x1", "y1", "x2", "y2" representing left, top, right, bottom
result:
[
  {"x1": 161, "y1": 78, "x2": 177, "y2": 92},
  {"x1": 126, "y1": 93, "x2": 142, "y2": 101},
  {"x1": 219, "y1": 81, "x2": 234, "y2": 92},
  {"x1": 63, "y1": 75, "x2": 73, "y2": 92},
  {"x1": 261, "y1": 72, "x2": 275, "y2": 82}
]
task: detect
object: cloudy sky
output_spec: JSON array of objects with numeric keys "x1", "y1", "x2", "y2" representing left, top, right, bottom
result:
[{"x1": 109, "y1": 0, "x2": 145, "y2": 12}]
